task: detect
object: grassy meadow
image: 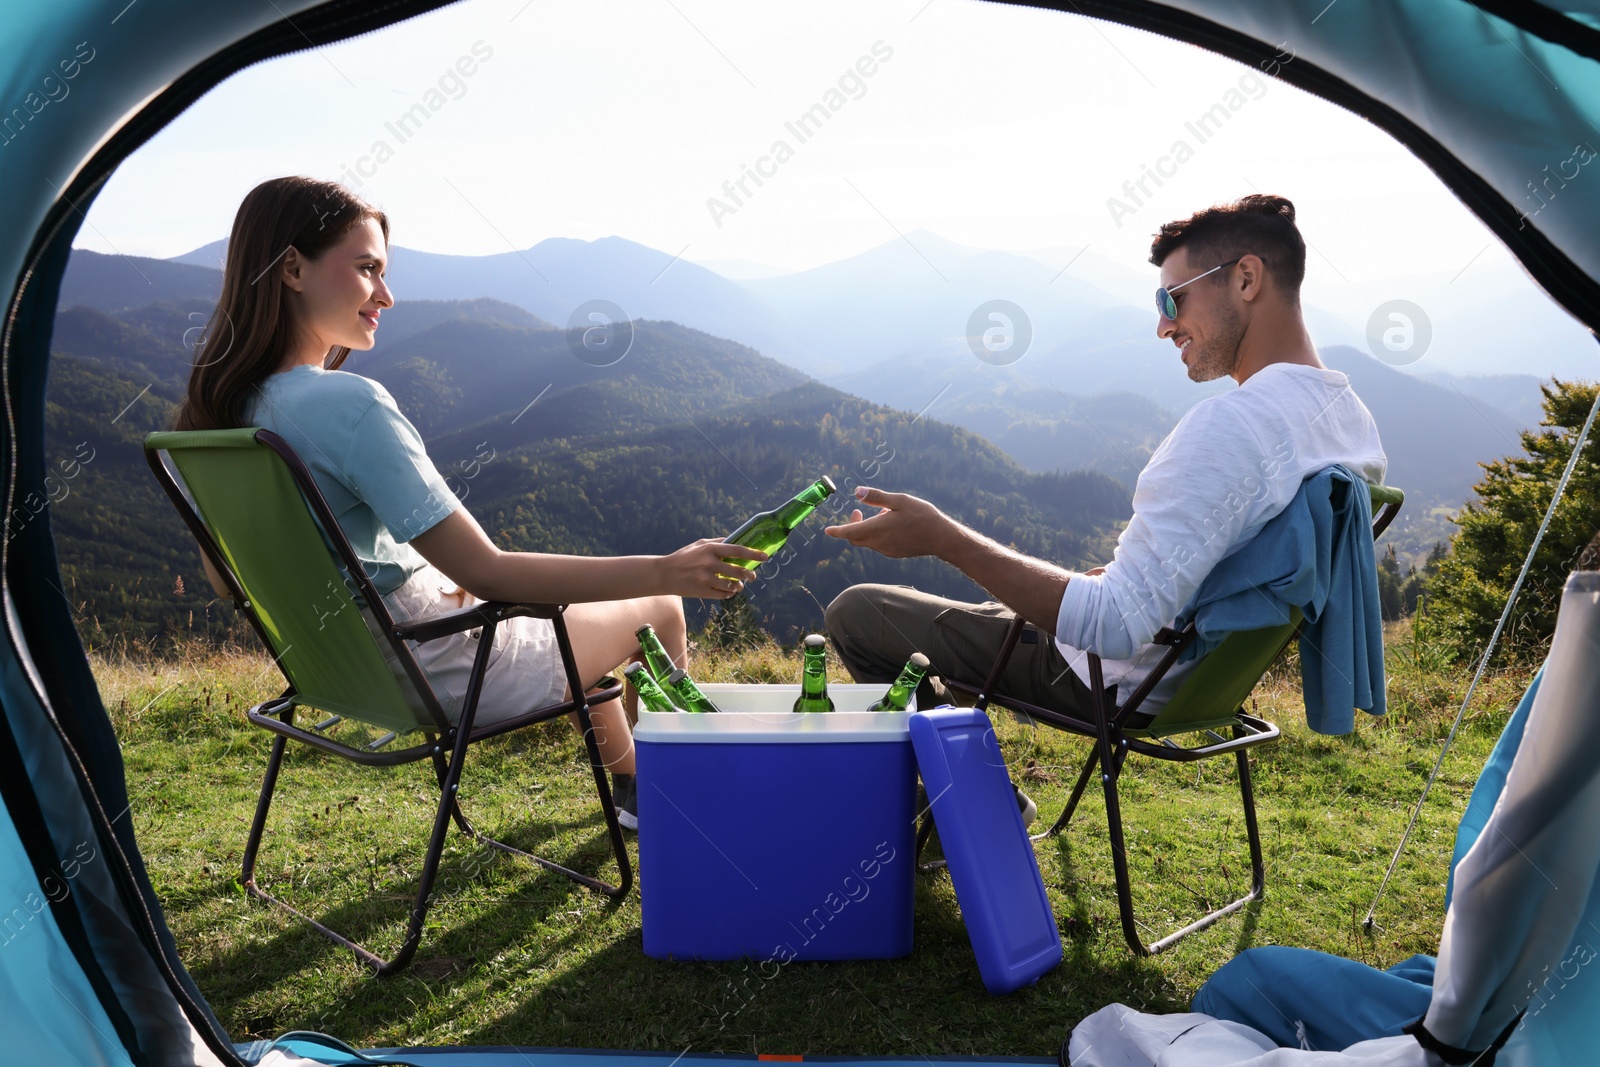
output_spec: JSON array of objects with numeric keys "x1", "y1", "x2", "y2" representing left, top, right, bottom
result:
[{"x1": 94, "y1": 619, "x2": 1529, "y2": 1056}]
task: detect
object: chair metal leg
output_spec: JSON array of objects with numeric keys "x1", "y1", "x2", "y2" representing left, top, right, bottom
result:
[
  {"x1": 552, "y1": 622, "x2": 633, "y2": 903},
  {"x1": 379, "y1": 708, "x2": 481, "y2": 976},
  {"x1": 1031, "y1": 745, "x2": 1100, "y2": 842},
  {"x1": 1103, "y1": 720, "x2": 1267, "y2": 956},
  {"x1": 1090, "y1": 670, "x2": 1148, "y2": 954},
  {"x1": 239, "y1": 730, "x2": 287, "y2": 897},
  {"x1": 1237, "y1": 725, "x2": 1267, "y2": 899},
  {"x1": 238, "y1": 723, "x2": 442, "y2": 974},
  {"x1": 936, "y1": 623, "x2": 1281, "y2": 957},
  {"x1": 239, "y1": 650, "x2": 490, "y2": 975},
  {"x1": 430, "y1": 736, "x2": 630, "y2": 898},
  {"x1": 240, "y1": 626, "x2": 634, "y2": 976},
  {"x1": 432, "y1": 612, "x2": 634, "y2": 902}
]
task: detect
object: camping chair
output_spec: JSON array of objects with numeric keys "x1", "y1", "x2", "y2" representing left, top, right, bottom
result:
[
  {"x1": 922, "y1": 481, "x2": 1404, "y2": 956},
  {"x1": 144, "y1": 428, "x2": 632, "y2": 976}
]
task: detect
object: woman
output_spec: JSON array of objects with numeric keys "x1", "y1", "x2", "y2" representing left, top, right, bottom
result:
[{"x1": 176, "y1": 176, "x2": 764, "y2": 830}]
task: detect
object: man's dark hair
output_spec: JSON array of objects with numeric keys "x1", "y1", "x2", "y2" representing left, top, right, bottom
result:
[{"x1": 1149, "y1": 194, "x2": 1307, "y2": 301}]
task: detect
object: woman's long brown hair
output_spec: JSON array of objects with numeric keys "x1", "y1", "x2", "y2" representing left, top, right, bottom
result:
[{"x1": 173, "y1": 177, "x2": 389, "y2": 431}]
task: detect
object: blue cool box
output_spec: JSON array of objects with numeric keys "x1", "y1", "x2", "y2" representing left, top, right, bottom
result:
[
  {"x1": 635, "y1": 684, "x2": 916, "y2": 962},
  {"x1": 910, "y1": 707, "x2": 1062, "y2": 995}
]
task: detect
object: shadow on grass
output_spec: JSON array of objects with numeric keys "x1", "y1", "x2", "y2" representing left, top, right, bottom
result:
[
  {"x1": 188, "y1": 817, "x2": 631, "y2": 1034},
  {"x1": 454, "y1": 926, "x2": 1181, "y2": 1054},
  {"x1": 1043, "y1": 799, "x2": 1265, "y2": 957},
  {"x1": 1232, "y1": 898, "x2": 1263, "y2": 955},
  {"x1": 184, "y1": 804, "x2": 1189, "y2": 1053},
  {"x1": 1049, "y1": 834, "x2": 1097, "y2": 942}
]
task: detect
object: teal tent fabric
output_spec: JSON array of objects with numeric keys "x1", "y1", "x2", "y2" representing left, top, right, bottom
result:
[
  {"x1": 1445, "y1": 667, "x2": 1541, "y2": 909},
  {"x1": 248, "y1": 1044, "x2": 1055, "y2": 1067},
  {"x1": 1166, "y1": 573, "x2": 1600, "y2": 1065},
  {"x1": 3, "y1": 2, "x2": 1600, "y2": 1065},
  {"x1": 0, "y1": 3, "x2": 458, "y2": 1064},
  {"x1": 1050, "y1": 0, "x2": 1600, "y2": 332},
  {"x1": 1191, "y1": 950, "x2": 1436, "y2": 1051},
  {"x1": 0, "y1": 795, "x2": 135, "y2": 1067},
  {"x1": 1187, "y1": 670, "x2": 1550, "y2": 1048}
]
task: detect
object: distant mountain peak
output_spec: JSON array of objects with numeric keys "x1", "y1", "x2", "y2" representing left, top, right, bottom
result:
[
  {"x1": 171, "y1": 238, "x2": 228, "y2": 270},
  {"x1": 848, "y1": 227, "x2": 980, "y2": 269}
]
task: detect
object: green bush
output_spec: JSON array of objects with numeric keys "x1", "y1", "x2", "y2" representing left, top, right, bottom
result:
[
  {"x1": 1377, "y1": 541, "x2": 1445, "y2": 622},
  {"x1": 1425, "y1": 379, "x2": 1600, "y2": 668}
]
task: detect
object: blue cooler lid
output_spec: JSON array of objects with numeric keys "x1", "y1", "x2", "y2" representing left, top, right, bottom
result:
[{"x1": 909, "y1": 707, "x2": 1062, "y2": 995}]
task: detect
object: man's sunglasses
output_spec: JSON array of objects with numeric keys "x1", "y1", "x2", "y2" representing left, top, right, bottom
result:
[{"x1": 1155, "y1": 255, "x2": 1265, "y2": 320}]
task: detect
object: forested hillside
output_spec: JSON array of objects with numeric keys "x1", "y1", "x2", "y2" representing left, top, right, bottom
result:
[
  {"x1": 45, "y1": 300, "x2": 1131, "y2": 645},
  {"x1": 59, "y1": 245, "x2": 1542, "y2": 576}
]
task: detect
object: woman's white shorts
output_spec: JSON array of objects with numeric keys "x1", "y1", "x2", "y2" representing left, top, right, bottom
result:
[{"x1": 364, "y1": 562, "x2": 568, "y2": 727}]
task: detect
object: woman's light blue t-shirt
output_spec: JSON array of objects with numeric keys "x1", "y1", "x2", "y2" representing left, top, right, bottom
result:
[{"x1": 242, "y1": 364, "x2": 459, "y2": 596}]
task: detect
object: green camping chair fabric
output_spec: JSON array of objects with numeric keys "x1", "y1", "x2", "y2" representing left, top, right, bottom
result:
[
  {"x1": 930, "y1": 482, "x2": 1404, "y2": 956},
  {"x1": 144, "y1": 428, "x2": 631, "y2": 976}
]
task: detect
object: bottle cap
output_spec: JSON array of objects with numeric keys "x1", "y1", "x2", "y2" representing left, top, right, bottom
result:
[
  {"x1": 666, "y1": 668, "x2": 689, "y2": 685},
  {"x1": 635, "y1": 624, "x2": 655, "y2": 640},
  {"x1": 624, "y1": 662, "x2": 647, "y2": 678},
  {"x1": 819, "y1": 476, "x2": 837, "y2": 494},
  {"x1": 804, "y1": 634, "x2": 826, "y2": 649},
  {"x1": 910, "y1": 652, "x2": 930, "y2": 669}
]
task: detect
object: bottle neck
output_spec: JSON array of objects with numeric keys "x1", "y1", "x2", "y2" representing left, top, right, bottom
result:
[
  {"x1": 773, "y1": 497, "x2": 818, "y2": 530},
  {"x1": 642, "y1": 637, "x2": 678, "y2": 677},
  {"x1": 880, "y1": 662, "x2": 925, "y2": 710},
  {"x1": 801, "y1": 652, "x2": 829, "y2": 696},
  {"x1": 633, "y1": 673, "x2": 675, "y2": 713},
  {"x1": 772, "y1": 500, "x2": 812, "y2": 528},
  {"x1": 777, "y1": 481, "x2": 834, "y2": 527}
]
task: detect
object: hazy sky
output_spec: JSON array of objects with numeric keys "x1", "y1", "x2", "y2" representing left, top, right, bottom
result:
[{"x1": 78, "y1": 0, "x2": 1526, "y2": 294}]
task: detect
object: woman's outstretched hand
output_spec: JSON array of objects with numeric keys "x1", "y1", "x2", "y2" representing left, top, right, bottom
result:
[{"x1": 661, "y1": 537, "x2": 768, "y2": 598}]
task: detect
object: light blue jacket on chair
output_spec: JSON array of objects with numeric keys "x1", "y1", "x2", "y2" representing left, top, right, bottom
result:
[{"x1": 1175, "y1": 464, "x2": 1386, "y2": 735}]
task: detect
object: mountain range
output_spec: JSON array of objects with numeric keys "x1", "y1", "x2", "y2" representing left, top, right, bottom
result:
[
  {"x1": 66, "y1": 237, "x2": 1561, "y2": 493},
  {"x1": 49, "y1": 233, "x2": 1587, "y2": 640},
  {"x1": 44, "y1": 295, "x2": 1129, "y2": 642},
  {"x1": 152, "y1": 229, "x2": 1597, "y2": 396}
]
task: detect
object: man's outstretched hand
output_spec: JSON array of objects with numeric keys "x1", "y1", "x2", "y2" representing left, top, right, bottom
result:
[
  {"x1": 824, "y1": 486, "x2": 955, "y2": 560},
  {"x1": 827, "y1": 483, "x2": 1076, "y2": 636}
]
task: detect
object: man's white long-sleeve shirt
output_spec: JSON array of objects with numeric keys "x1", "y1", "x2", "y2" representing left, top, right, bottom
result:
[{"x1": 1053, "y1": 362, "x2": 1387, "y2": 708}]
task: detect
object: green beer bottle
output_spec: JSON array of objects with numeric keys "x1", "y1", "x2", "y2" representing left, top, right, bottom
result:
[
  {"x1": 868, "y1": 652, "x2": 929, "y2": 711},
  {"x1": 625, "y1": 661, "x2": 680, "y2": 714},
  {"x1": 666, "y1": 668, "x2": 722, "y2": 714},
  {"x1": 635, "y1": 624, "x2": 689, "y2": 709},
  {"x1": 793, "y1": 634, "x2": 835, "y2": 713},
  {"x1": 722, "y1": 476, "x2": 838, "y2": 572}
]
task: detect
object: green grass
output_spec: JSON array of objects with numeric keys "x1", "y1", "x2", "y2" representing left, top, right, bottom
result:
[{"x1": 96, "y1": 622, "x2": 1529, "y2": 1056}]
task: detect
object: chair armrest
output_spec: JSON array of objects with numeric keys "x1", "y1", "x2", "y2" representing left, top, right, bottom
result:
[
  {"x1": 1151, "y1": 624, "x2": 1197, "y2": 647},
  {"x1": 1369, "y1": 483, "x2": 1405, "y2": 507},
  {"x1": 393, "y1": 601, "x2": 561, "y2": 643},
  {"x1": 968, "y1": 615, "x2": 1029, "y2": 713}
]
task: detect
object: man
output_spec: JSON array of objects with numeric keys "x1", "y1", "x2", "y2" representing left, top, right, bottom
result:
[{"x1": 823, "y1": 195, "x2": 1387, "y2": 812}]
